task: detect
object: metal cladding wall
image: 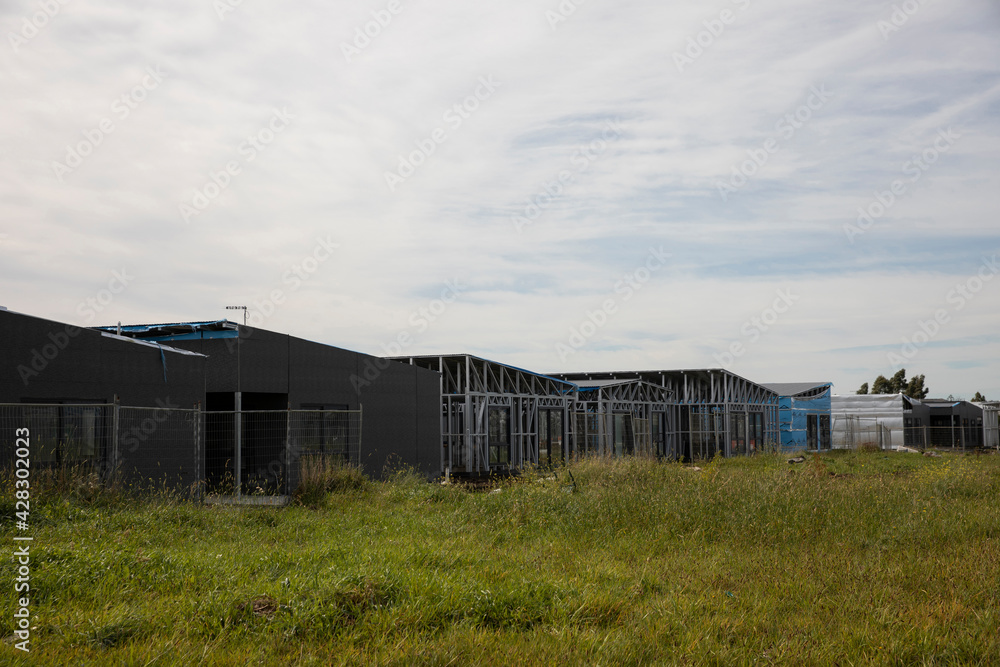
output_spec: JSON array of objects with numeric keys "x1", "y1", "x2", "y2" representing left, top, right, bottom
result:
[
  {"x1": 355, "y1": 358, "x2": 418, "y2": 476},
  {"x1": 978, "y1": 404, "x2": 1000, "y2": 448},
  {"x1": 0, "y1": 309, "x2": 205, "y2": 408},
  {"x1": 415, "y1": 370, "x2": 442, "y2": 474},
  {"x1": 927, "y1": 401, "x2": 983, "y2": 424},
  {"x1": 162, "y1": 325, "x2": 441, "y2": 480},
  {"x1": 830, "y1": 393, "x2": 930, "y2": 449}
]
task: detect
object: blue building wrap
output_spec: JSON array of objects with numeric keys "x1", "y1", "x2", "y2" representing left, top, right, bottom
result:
[{"x1": 778, "y1": 386, "x2": 832, "y2": 451}]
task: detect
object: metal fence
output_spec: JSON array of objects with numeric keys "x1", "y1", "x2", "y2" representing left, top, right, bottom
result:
[
  {"x1": 903, "y1": 425, "x2": 989, "y2": 450},
  {"x1": 0, "y1": 403, "x2": 114, "y2": 472},
  {"x1": 118, "y1": 405, "x2": 201, "y2": 491},
  {"x1": 0, "y1": 403, "x2": 361, "y2": 502},
  {"x1": 203, "y1": 408, "x2": 362, "y2": 501},
  {"x1": 832, "y1": 416, "x2": 893, "y2": 450}
]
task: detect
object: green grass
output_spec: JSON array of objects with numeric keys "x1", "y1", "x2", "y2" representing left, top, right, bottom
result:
[{"x1": 2, "y1": 450, "x2": 999, "y2": 665}]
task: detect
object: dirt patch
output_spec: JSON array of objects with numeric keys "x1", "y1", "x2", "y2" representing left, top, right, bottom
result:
[{"x1": 239, "y1": 596, "x2": 279, "y2": 618}]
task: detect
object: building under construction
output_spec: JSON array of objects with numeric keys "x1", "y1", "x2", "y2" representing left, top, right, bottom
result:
[
  {"x1": 387, "y1": 360, "x2": 781, "y2": 475},
  {"x1": 389, "y1": 355, "x2": 576, "y2": 475},
  {"x1": 571, "y1": 379, "x2": 673, "y2": 459},
  {"x1": 555, "y1": 369, "x2": 779, "y2": 460},
  {"x1": 390, "y1": 356, "x2": 683, "y2": 475}
]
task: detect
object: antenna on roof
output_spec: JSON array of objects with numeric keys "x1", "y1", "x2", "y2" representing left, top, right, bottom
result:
[{"x1": 225, "y1": 305, "x2": 248, "y2": 326}]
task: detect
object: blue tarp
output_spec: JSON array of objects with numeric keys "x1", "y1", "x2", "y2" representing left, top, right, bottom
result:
[{"x1": 777, "y1": 385, "x2": 832, "y2": 451}]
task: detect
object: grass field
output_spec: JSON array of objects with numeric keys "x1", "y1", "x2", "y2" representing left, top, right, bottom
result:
[{"x1": 2, "y1": 450, "x2": 999, "y2": 665}]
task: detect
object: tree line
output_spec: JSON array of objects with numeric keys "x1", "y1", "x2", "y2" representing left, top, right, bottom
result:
[{"x1": 856, "y1": 369, "x2": 987, "y2": 402}]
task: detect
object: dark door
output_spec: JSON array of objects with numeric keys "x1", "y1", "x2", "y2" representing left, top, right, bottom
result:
[{"x1": 807, "y1": 414, "x2": 818, "y2": 450}]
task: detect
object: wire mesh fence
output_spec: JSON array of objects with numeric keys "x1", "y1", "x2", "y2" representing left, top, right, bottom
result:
[
  {"x1": 117, "y1": 406, "x2": 200, "y2": 491},
  {"x1": 0, "y1": 403, "x2": 113, "y2": 473},
  {"x1": 831, "y1": 416, "x2": 893, "y2": 450},
  {"x1": 1, "y1": 403, "x2": 362, "y2": 502},
  {"x1": 286, "y1": 409, "x2": 361, "y2": 495},
  {"x1": 903, "y1": 425, "x2": 990, "y2": 450}
]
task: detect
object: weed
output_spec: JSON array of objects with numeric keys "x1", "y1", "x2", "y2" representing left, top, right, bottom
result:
[{"x1": 293, "y1": 455, "x2": 368, "y2": 507}]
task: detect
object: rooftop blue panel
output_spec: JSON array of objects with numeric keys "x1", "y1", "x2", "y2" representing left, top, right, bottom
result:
[
  {"x1": 139, "y1": 330, "x2": 238, "y2": 341},
  {"x1": 93, "y1": 320, "x2": 238, "y2": 341},
  {"x1": 95, "y1": 320, "x2": 233, "y2": 333}
]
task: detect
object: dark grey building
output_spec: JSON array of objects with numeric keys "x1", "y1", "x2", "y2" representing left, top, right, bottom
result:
[
  {"x1": 1, "y1": 310, "x2": 441, "y2": 493},
  {"x1": 1, "y1": 308, "x2": 206, "y2": 487},
  {"x1": 922, "y1": 399, "x2": 989, "y2": 448},
  {"x1": 96, "y1": 320, "x2": 442, "y2": 482}
]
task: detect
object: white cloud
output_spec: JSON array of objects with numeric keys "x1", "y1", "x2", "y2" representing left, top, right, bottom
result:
[{"x1": 1, "y1": 0, "x2": 999, "y2": 398}]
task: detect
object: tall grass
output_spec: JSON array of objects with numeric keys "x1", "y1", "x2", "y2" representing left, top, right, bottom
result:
[
  {"x1": 293, "y1": 454, "x2": 368, "y2": 507},
  {"x1": 2, "y1": 450, "x2": 998, "y2": 665}
]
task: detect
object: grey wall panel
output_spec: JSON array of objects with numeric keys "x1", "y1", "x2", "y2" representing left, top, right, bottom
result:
[
  {"x1": 415, "y1": 370, "x2": 442, "y2": 478},
  {"x1": 287, "y1": 335, "x2": 361, "y2": 408},
  {"x1": 2, "y1": 311, "x2": 104, "y2": 402},
  {"x1": 234, "y1": 328, "x2": 289, "y2": 395},
  {"x1": 359, "y1": 360, "x2": 417, "y2": 477},
  {"x1": 1, "y1": 311, "x2": 204, "y2": 408},
  {"x1": 99, "y1": 342, "x2": 204, "y2": 408}
]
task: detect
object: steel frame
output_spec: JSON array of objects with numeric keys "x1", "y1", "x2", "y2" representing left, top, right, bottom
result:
[
  {"x1": 394, "y1": 359, "x2": 782, "y2": 474},
  {"x1": 392, "y1": 355, "x2": 574, "y2": 474},
  {"x1": 571, "y1": 380, "x2": 671, "y2": 458},
  {"x1": 556, "y1": 369, "x2": 780, "y2": 460}
]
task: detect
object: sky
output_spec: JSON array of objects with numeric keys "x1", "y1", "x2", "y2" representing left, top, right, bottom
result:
[{"x1": 2, "y1": 0, "x2": 999, "y2": 400}]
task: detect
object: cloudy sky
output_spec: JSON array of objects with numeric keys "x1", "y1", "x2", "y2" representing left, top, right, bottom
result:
[{"x1": 2, "y1": 0, "x2": 999, "y2": 399}]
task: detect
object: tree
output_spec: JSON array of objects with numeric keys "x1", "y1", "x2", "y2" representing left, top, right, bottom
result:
[
  {"x1": 904, "y1": 374, "x2": 929, "y2": 400},
  {"x1": 889, "y1": 369, "x2": 908, "y2": 394},
  {"x1": 972, "y1": 391, "x2": 986, "y2": 402},
  {"x1": 871, "y1": 375, "x2": 893, "y2": 394},
  {"x1": 863, "y1": 369, "x2": 929, "y2": 399}
]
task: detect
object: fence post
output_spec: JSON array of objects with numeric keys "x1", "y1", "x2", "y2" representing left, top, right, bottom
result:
[
  {"x1": 285, "y1": 402, "x2": 292, "y2": 496},
  {"x1": 235, "y1": 392, "x2": 242, "y2": 499},
  {"x1": 357, "y1": 404, "x2": 364, "y2": 468},
  {"x1": 194, "y1": 401, "x2": 202, "y2": 502},
  {"x1": 111, "y1": 395, "x2": 120, "y2": 483}
]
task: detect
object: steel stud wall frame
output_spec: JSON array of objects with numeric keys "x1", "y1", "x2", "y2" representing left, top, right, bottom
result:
[
  {"x1": 571, "y1": 379, "x2": 672, "y2": 458},
  {"x1": 390, "y1": 355, "x2": 575, "y2": 475},
  {"x1": 555, "y1": 369, "x2": 779, "y2": 460}
]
